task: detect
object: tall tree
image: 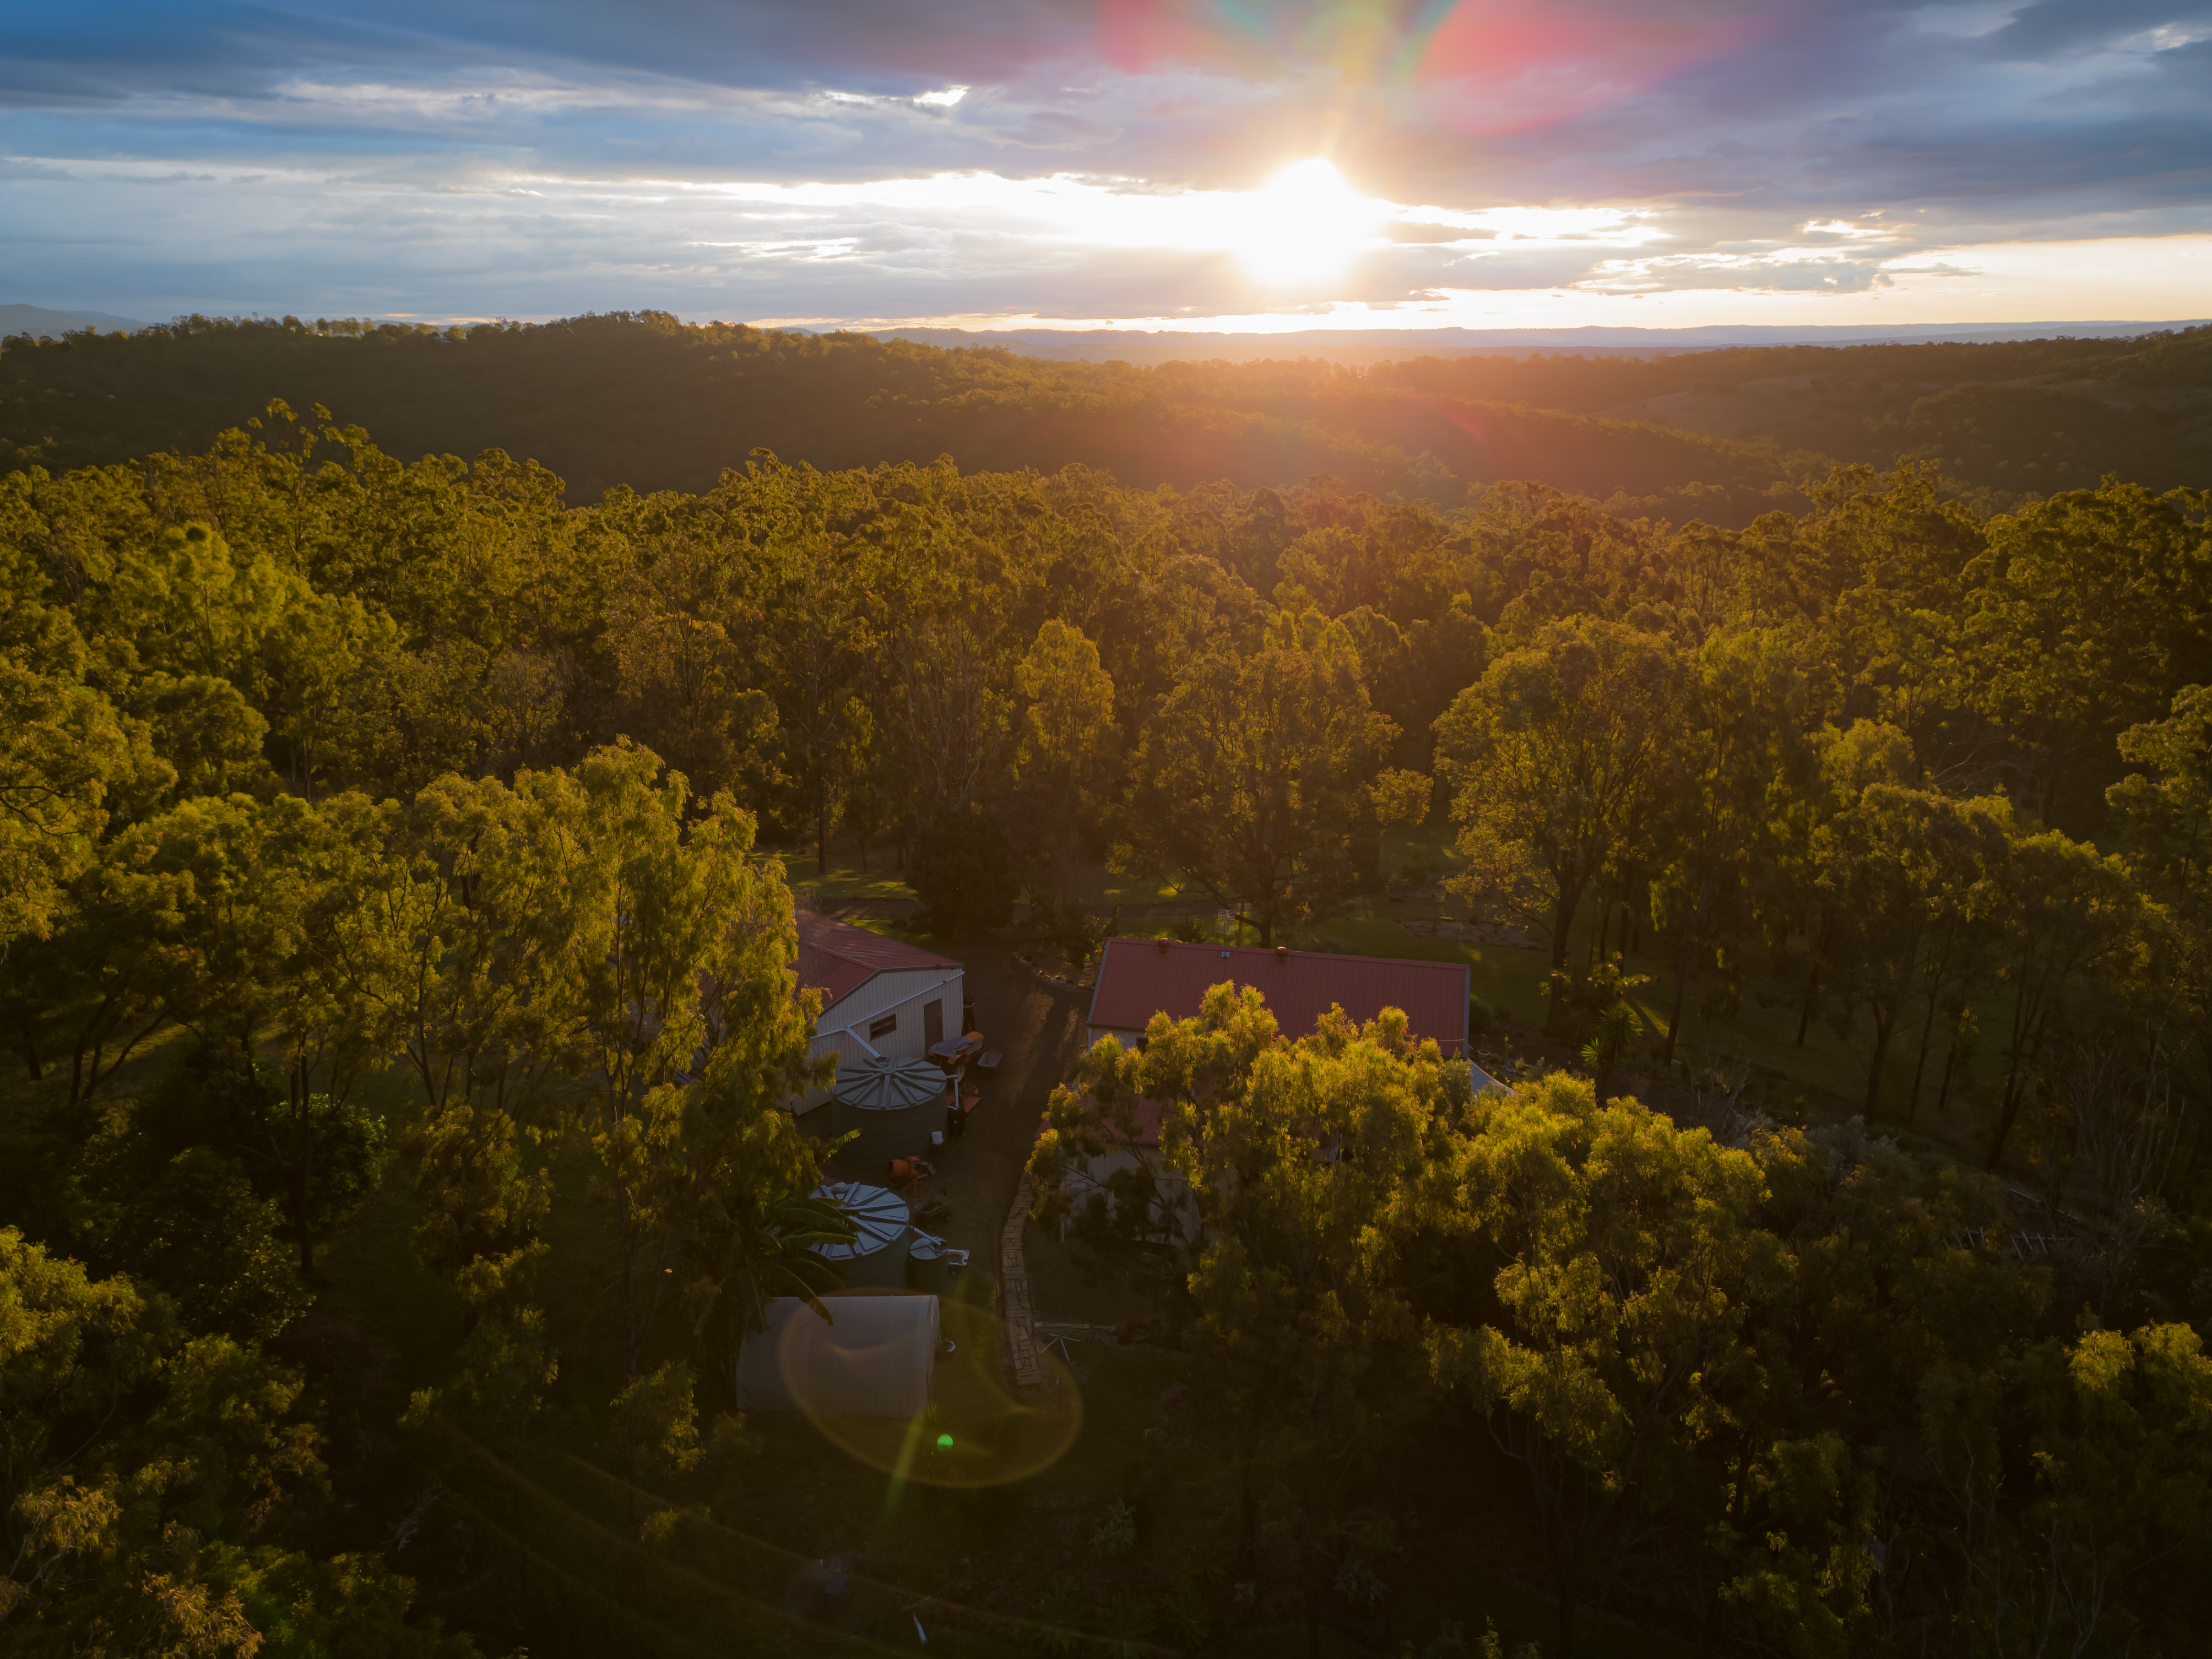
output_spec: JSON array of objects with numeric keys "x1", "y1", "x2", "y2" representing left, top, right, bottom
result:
[
  {"x1": 534, "y1": 740, "x2": 818, "y2": 1383},
  {"x1": 1434, "y1": 618, "x2": 1684, "y2": 982},
  {"x1": 1981, "y1": 829, "x2": 2147, "y2": 1170},
  {"x1": 1966, "y1": 481, "x2": 2212, "y2": 827},
  {"x1": 1812, "y1": 784, "x2": 2007, "y2": 1120},
  {"x1": 1429, "y1": 1072, "x2": 1791, "y2": 1658},
  {"x1": 1648, "y1": 627, "x2": 1813, "y2": 1062},
  {"x1": 1121, "y1": 610, "x2": 1394, "y2": 945},
  {"x1": 0, "y1": 625, "x2": 147, "y2": 953},
  {"x1": 1005, "y1": 616, "x2": 1118, "y2": 948},
  {"x1": 1032, "y1": 983, "x2": 1470, "y2": 1652}
]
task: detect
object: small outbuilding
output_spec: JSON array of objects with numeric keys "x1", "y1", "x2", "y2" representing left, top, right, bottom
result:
[
  {"x1": 735, "y1": 1292, "x2": 940, "y2": 1419},
  {"x1": 795, "y1": 912, "x2": 965, "y2": 1111}
]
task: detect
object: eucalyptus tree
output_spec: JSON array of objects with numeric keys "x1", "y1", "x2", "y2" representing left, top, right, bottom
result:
[
  {"x1": 1981, "y1": 829, "x2": 2148, "y2": 1170},
  {"x1": 0, "y1": 621, "x2": 145, "y2": 953},
  {"x1": 1647, "y1": 627, "x2": 1814, "y2": 1062},
  {"x1": 1032, "y1": 982, "x2": 1470, "y2": 1642},
  {"x1": 530, "y1": 740, "x2": 823, "y2": 1384},
  {"x1": 1434, "y1": 617, "x2": 1684, "y2": 987},
  {"x1": 1008, "y1": 617, "x2": 1118, "y2": 937},
  {"x1": 1812, "y1": 784, "x2": 2008, "y2": 1120},
  {"x1": 1429, "y1": 1071, "x2": 1790, "y2": 1659},
  {"x1": 1123, "y1": 609, "x2": 1395, "y2": 945},
  {"x1": 1966, "y1": 480, "x2": 2212, "y2": 827}
]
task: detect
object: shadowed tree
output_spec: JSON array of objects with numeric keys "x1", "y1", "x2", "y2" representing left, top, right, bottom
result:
[
  {"x1": 1435, "y1": 618, "x2": 1684, "y2": 997},
  {"x1": 1121, "y1": 610, "x2": 1394, "y2": 945}
]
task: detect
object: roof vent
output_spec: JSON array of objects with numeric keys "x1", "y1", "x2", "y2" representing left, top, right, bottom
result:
[
  {"x1": 1156, "y1": 937, "x2": 1170, "y2": 955},
  {"x1": 1276, "y1": 945, "x2": 1288, "y2": 963}
]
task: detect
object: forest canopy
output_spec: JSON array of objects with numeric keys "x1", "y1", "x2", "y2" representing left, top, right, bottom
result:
[
  {"x1": 6, "y1": 312, "x2": 2208, "y2": 521},
  {"x1": 4, "y1": 374, "x2": 2211, "y2": 1656}
]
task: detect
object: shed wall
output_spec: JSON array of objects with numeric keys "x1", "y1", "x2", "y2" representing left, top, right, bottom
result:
[{"x1": 798, "y1": 964, "x2": 965, "y2": 1109}]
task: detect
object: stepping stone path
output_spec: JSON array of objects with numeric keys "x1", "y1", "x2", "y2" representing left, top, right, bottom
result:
[{"x1": 999, "y1": 1171, "x2": 1047, "y2": 1390}]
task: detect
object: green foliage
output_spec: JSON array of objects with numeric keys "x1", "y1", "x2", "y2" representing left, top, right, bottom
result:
[
  {"x1": 1028, "y1": 1572, "x2": 1089, "y2": 1655},
  {"x1": 1438, "y1": 617, "x2": 1685, "y2": 976},
  {"x1": 96, "y1": 1145, "x2": 313, "y2": 1343},
  {"x1": 402, "y1": 1096, "x2": 559, "y2": 1435},
  {"x1": 1915, "y1": 1322, "x2": 2212, "y2": 1657},
  {"x1": 519, "y1": 740, "x2": 826, "y2": 1380},
  {"x1": 912, "y1": 803, "x2": 1020, "y2": 939},
  {"x1": 681, "y1": 1139, "x2": 853, "y2": 1385},
  {"x1": 0, "y1": 1226, "x2": 468, "y2": 1657},
  {"x1": 1435, "y1": 1071, "x2": 1792, "y2": 1654},
  {"x1": 1121, "y1": 609, "x2": 1396, "y2": 944},
  {"x1": 0, "y1": 315, "x2": 1840, "y2": 521},
  {"x1": 8, "y1": 345, "x2": 2212, "y2": 1658},
  {"x1": 231, "y1": 1549, "x2": 478, "y2": 1659},
  {"x1": 1033, "y1": 984, "x2": 1473, "y2": 1636},
  {"x1": 1090, "y1": 1497, "x2": 1138, "y2": 1559},
  {"x1": 610, "y1": 1362, "x2": 704, "y2": 1486},
  {"x1": 145, "y1": 1044, "x2": 388, "y2": 1275}
]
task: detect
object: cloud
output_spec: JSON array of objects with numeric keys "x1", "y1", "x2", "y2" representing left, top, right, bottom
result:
[
  {"x1": 1, "y1": 1, "x2": 2208, "y2": 327},
  {"x1": 1982, "y1": 0, "x2": 2212, "y2": 58}
]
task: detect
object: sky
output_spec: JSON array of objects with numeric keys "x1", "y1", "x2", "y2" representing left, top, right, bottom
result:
[{"x1": 3, "y1": 0, "x2": 2210, "y2": 333}]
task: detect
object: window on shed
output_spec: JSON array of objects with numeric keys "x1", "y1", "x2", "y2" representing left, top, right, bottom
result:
[{"x1": 868, "y1": 1012, "x2": 898, "y2": 1041}]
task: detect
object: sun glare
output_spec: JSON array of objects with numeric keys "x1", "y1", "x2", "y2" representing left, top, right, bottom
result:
[{"x1": 1233, "y1": 158, "x2": 1380, "y2": 287}]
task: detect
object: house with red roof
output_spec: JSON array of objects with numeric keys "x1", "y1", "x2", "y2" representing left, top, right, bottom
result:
[
  {"x1": 1056, "y1": 938, "x2": 1497, "y2": 1239},
  {"x1": 794, "y1": 912, "x2": 964, "y2": 1109},
  {"x1": 1087, "y1": 936, "x2": 1488, "y2": 1083}
]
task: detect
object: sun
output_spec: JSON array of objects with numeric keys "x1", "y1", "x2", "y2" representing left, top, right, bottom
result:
[{"x1": 1233, "y1": 158, "x2": 1381, "y2": 288}]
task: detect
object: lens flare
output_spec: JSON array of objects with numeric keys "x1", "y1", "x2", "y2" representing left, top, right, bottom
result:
[
  {"x1": 1093, "y1": 3, "x2": 1764, "y2": 135},
  {"x1": 781, "y1": 1294, "x2": 1084, "y2": 1489},
  {"x1": 1234, "y1": 158, "x2": 1382, "y2": 287}
]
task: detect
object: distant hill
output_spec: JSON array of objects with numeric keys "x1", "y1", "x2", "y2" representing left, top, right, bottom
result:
[
  {"x1": 2, "y1": 311, "x2": 2205, "y2": 521},
  {"x1": 0, "y1": 303, "x2": 150, "y2": 339},
  {"x1": 867, "y1": 319, "x2": 2212, "y2": 369},
  {"x1": 1368, "y1": 330, "x2": 2212, "y2": 503}
]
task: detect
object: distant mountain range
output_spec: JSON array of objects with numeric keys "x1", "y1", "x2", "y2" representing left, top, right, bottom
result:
[
  {"x1": 858, "y1": 319, "x2": 2212, "y2": 368},
  {"x1": 14, "y1": 304, "x2": 2211, "y2": 365},
  {"x1": 1, "y1": 303, "x2": 151, "y2": 338},
  {"x1": 3, "y1": 311, "x2": 2205, "y2": 520}
]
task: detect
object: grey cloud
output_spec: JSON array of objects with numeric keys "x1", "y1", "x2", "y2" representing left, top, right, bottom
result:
[
  {"x1": 3, "y1": 0, "x2": 2209, "y2": 323},
  {"x1": 1983, "y1": 0, "x2": 2212, "y2": 58}
]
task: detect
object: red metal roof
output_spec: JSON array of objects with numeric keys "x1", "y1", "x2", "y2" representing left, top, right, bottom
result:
[
  {"x1": 796, "y1": 912, "x2": 959, "y2": 1009},
  {"x1": 1087, "y1": 938, "x2": 1468, "y2": 1057}
]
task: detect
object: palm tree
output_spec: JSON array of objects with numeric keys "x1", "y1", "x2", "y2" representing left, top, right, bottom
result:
[{"x1": 688, "y1": 1179, "x2": 857, "y2": 1387}]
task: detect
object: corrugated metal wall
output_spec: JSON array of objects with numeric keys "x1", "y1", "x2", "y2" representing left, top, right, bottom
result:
[{"x1": 796, "y1": 964, "x2": 965, "y2": 1109}]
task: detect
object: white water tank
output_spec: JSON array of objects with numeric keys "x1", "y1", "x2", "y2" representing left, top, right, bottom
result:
[
  {"x1": 810, "y1": 1181, "x2": 912, "y2": 1289},
  {"x1": 829, "y1": 1056, "x2": 946, "y2": 1167}
]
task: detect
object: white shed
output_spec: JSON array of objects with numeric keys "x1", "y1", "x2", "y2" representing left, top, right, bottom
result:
[
  {"x1": 735, "y1": 1292, "x2": 940, "y2": 1418},
  {"x1": 795, "y1": 912, "x2": 964, "y2": 1111}
]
